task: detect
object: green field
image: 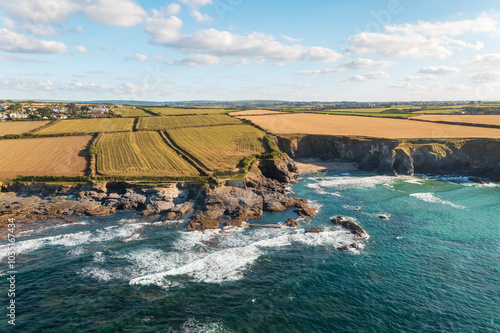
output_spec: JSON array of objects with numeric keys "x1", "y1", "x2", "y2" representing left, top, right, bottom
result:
[
  {"x1": 137, "y1": 115, "x2": 243, "y2": 130},
  {"x1": 96, "y1": 131, "x2": 199, "y2": 177},
  {"x1": 167, "y1": 125, "x2": 266, "y2": 171},
  {"x1": 113, "y1": 108, "x2": 151, "y2": 117},
  {"x1": 35, "y1": 118, "x2": 134, "y2": 135},
  {"x1": 146, "y1": 107, "x2": 226, "y2": 116}
]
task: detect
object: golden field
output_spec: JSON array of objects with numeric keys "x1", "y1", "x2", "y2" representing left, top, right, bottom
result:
[
  {"x1": 0, "y1": 121, "x2": 50, "y2": 136},
  {"x1": 113, "y1": 108, "x2": 151, "y2": 117},
  {"x1": 228, "y1": 110, "x2": 288, "y2": 116},
  {"x1": 0, "y1": 136, "x2": 92, "y2": 179},
  {"x1": 146, "y1": 107, "x2": 226, "y2": 116},
  {"x1": 35, "y1": 118, "x2": 134, "y2": 135},
  {"x1": 96, "y1": 131, "x2": 199, "y2": 177},
  {"x1": 137, "y1": 115, "x2": 242, "y2": 131},
  {"x1": 167, "y1": 125, "x2": 266, "y2": 171},
  {"x1": 237, "y1": 113, "x2": 500, "y2": 139},
  {"x1": 414, "y1": 115, "x2": 500, "y2": 127}
]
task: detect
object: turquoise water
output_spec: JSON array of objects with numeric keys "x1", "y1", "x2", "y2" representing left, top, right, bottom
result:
[{"x1": 1, "y1": 172, "x2": 499, "y2": 332}]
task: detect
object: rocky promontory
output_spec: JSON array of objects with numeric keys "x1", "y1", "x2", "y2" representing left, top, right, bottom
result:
[{"x1": 0, "y1": 155, "x2": 317, "y2": 237}]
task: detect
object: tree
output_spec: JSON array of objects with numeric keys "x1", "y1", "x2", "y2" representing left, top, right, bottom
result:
[
  {"x1": 7, "y1": 102, "x2": 22, "y2": 111},
  {"x1": 37, "y1": 107, "x2": 52, "y2": 118}
]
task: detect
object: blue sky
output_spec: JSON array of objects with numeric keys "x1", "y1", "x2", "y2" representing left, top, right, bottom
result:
[{"x1": 1, "y1": 0, "x2": 500, "y2": 102}]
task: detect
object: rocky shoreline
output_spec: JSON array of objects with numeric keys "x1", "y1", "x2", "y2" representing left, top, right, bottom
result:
[{"x1": 0, "y1": 155, "x2": 317, "y2": 238}]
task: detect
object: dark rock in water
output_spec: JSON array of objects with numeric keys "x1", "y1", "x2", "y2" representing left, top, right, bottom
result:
[
  {"x1": 293, "y1": 199, "x2": 317, "y2": 217},
  {"x1": 355, "y1": 206, "x2": 361, "y2": 210},
  {"x1": 468, "y1": 177, "x2": 490, "y2": 184},
  {"x1": 378, "y1": 215, "x2": 389, "y2": 220},
  {"x1": 336, "y1": 245, "x2": 350, "y2": 251},
  {"x1": 201, "y1": 237, "x2": 220, "y2": 248},
  {"x1": 284, "y1": 218, "x2": 298, "y2": 227},
  {"x1": 187, "y1": 218, "x2": 220, "y2": 231},
  {"x1": 305, "y1": 227, "x2": 324, "y2": 233},
  {"x1": 331, "y1": 216, "x2": 368, "y2": 238}
]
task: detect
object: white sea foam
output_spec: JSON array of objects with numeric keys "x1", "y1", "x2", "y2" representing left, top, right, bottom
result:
[
  {"x1": 80, "y1": 267, "x2": 112, "y2": 282},
  {"x1": 0, "y1": 221, "x2": 146, "y2": 261},
  {"x1": 311, "y1": 175, "x2": 421, "y2": 190},
  {"x1": 410, "y1": 192, "x2": 465, "y2": 209}
]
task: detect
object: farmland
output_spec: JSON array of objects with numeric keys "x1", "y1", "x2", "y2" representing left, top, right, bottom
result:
[
  {"x1": 146, "y1": 107, "x2": 226, "y2": 116},
  {"x1": 113, "y1": 108, "x2": 151, "y2": 117},
  {"x1": 35, "y1": 118, "x2": 134, "y2": 135},
  {"x1": 137, "y1": 114, "x2": 243, "y2": 131},
  {"x1": 229, "y1": 110, "x2": 289, "y2": 116},
  {"x1": 96, "y1": 131, "x2": 199, "y2": 177},
  {"x1": 414, "y1": 115, "x2": 500, "y2": 127},
  {"x1": 167, "y1": 125, "x2": 266, "y2": 171},
  {"x1": 0, "y1": 121, "x2": 50, "y2": 136},
  {"x1": 237, "y1": 113, "x2": 500, "y2": 139},
  {"x1": 0, "y1": 136, "x2": 92, "y2": 179}
]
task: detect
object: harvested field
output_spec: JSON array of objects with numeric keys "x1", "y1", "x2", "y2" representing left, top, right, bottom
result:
[
  {"x1": 113, "y1": 108, "x2": 151, "y2": 117},
  {"x1": 414, "y1": 115, "x2": 500, "y2": 127},
  {"x1": 0, "y1": 136, "x2": 92, "y2": 179},
  {"x1": 137, "y1": 114, "x2": 242, "y2": 131},
  {"x1": 146, "y1": 107, "x2": 226, "y2": 116},
  {"x1": 229, "y1": 110, "x2": 288, "y2": 116},
  {"x1": 35, "y1": 118, "x2": 134, "y2": 135},
  {"x1": 167, "y1": 125, "x2": 266, "y2": 171},
  {"x1": 237, "y1": 113, "x2": 500, "y2": 139},
  {"x1": 0, "y1": 121, "x2": 50, "y2": 136},
  {"x1": 96, "y1": 131, "x2": 199, "y2": 177}
]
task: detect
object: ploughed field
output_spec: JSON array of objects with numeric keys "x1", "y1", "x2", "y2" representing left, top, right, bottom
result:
[
  {"x1": 137, "y1": 114, "x2": 242, "y2": 131},
  {"x1": 414, "y1": 115, "x2": 500, "y2": 127},
  {"x1": 34, "y1": 118, "x2": 134, "y2": 135},
  {"x1": 0, "y1": 121, "x2": 50, "y2": 136},
  {"x1": 0, "y1": 136, "x2": 92, "y2": 179},
  {"x1": 146, "y1": 107, "x2": 226, "y2": 116},
  {"x1": 237, "y1": 113, "x2": 500, "y2": 139},
  {"x1": 96, "y1": 131, "x2": 199, "y2": 178},
  {"x1": 166, "y1": 125, "x2": 266, "y2": 171}
]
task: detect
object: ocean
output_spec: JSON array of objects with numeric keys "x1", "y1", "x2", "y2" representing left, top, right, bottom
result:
[{"x1": 1, "y1": 171, "x2": 499, "y2": 332}]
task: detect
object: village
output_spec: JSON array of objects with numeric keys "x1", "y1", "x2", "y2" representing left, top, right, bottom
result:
[{"x1": 0, "y1": 101, "x2": 116, "y2": 121}]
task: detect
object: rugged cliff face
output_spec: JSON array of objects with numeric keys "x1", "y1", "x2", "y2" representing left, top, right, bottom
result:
[{"x1": 278, "y1": 135, "x2": 500, "y2": 180}]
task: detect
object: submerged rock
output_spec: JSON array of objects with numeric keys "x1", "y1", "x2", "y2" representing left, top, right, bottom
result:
[
  {"x1": 201, "y1": 237, "x2": 220, "y2": 248},
  {"x1": 331, "y1": 216, "x2": 368, "y2": 238},
  {"x1": 305, "y1": 227, "x2": 324, "y2": 233}
]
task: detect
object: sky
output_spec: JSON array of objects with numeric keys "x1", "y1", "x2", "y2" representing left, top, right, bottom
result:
[{"x1": 1, "y1": 0, "x2": 500, "y2": 102}]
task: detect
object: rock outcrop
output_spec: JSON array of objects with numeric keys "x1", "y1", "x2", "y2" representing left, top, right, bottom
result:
[
  {"x1": 331, "y1": 216, "x2": 368, "y2": 238},
  {"x1": 278, "y1": 135, "x2": 500, "y2": 180}
]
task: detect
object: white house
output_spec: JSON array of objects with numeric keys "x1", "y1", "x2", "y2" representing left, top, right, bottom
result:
[{"x1": 9, "y1": 112, "x2": 29, "y2": 119}]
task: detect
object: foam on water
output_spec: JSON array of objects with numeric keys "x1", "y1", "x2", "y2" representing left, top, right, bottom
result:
[
  {"x1": 410, "y1": 192, "x2": 465, "y2": 209},
  {"x1": 80, "y1": 267, "x2": 113, "y2": 282},
  {"x1": 310, "y1": 175, "x2": 423, "y2": 190},
  {"x1": 0, "y1": 220, "x2": 145, "y2": 261}
]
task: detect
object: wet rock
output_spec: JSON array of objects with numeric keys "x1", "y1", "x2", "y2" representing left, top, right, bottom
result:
[
  {"x1": 305, "y1": 227, "x2": 324, "y2": 233},
  {"x1": 331, "y1": 216, "x2": 368, "y2": 238},
  {"x1": 378, "y1": 215, "x2": 389, "y2": 220},
  {"x1": 201, "y1": 237, "x2": 220, "y2": 248},
  {"x1": 284, "y1": 218, "x2": 298, "y2": 227},
  {"x1": 187, "y1": 218, "x2": 220, "y2": 231},
  {"x1": 336, "y1": 245, "x2": 350, "y2": 251}
]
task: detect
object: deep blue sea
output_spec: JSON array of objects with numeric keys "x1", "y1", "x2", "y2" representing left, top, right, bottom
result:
[{"x1": 1, "y1": 171, "x2": 499, "y2": 332}]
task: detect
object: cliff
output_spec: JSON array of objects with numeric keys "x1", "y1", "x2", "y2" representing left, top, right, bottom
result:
[{"x1": 278, "y1": 135, "x2": 500, "y2": 181}]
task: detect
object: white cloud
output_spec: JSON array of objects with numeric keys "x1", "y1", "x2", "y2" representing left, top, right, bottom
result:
[
  {"x1": 386, "y1": 14, "x2": 499, "y2": 37},
  {"x1": 180, "y1": 0, "x2": 212, "y2": 8},
  {"x1": 0, "y1": 0, "x2": 79, "y2": 24},
  {"x1": 417, "y1": 66, "x2": 460, "y2": 75},
  {"x1": 190, "y1": 10, "x2": 212, "y2": 23},
  {"x1": 82, "y1": 0, "x2": 147, "y2": 27},
  {"x1": 295, "y1": 68, "x2": 343, "y2": 76},
  {"x1": 152, "y1": 3, "x2": 182, "y2": 17},
  {"x1": 464, "y1": 53, "x2": 500, "y2": 82},
  {"x1": 146, "y1": 24, "x2": 343, "y2": 63},
  {"x1": 24, "y1": 24, "x2": 58, "y2": 36},
  {"x1": 133, "y1": 53, "x2": 147, "y2": 62},
  {"x1": 346, "y1": 14, "x2": 494, "y2": 59},
  {"x1": 0, "y1": 28, "x2": 69, "y2": 53},
  {"x1": 0, "y1": 53, "x2": 44, "y2": 62},
  {"x1": 0, "y1": 77, "x2": 59, "y2": 91},
  {"x1": 0, "y1": 0, "x2": 147, "y2": 27},
  {"x1": 100, "y1": 46, "x2": 114, "y2": 51},
  {"x1": 75, "y1": 45, "x2": 92, "y2": 54},
  {"x1": 346, "y1": 32, "x2": 454, "y2": 59},
  {"x1": 168, "y1": 54, "x2": 220, "y2": 67},
  {"x1": 406, "y1": 75, "x2": 421, "y2": 80},
  {"x1": 339, "y1": 58, "x2": 396, "y2": 69},
  {"x1": 449, "y1": 84, "x2": 470, "y2": 91},
  {"x1": 281, "y1": 34, "x2": 302, "y2": 43},
  {"x1": 388, "y1": 81, "x2": 426, "y2": 90},
  {"x1": 144, "y1": 16, "x2": 183, "y2": 44},
  {"x1": 349, "y1": 71, "x2": 389, "y2": 81}
]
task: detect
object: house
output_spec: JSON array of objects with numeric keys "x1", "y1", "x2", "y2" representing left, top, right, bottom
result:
[
  {"x1": 53, "y1": 114, "x2": 68, "y2": 120},
  {"x1": 94, "y1": 105, "x2": 108, "y2": 113},
  {"x1": 9, "y1": 112, "x2": 29, "y2": 119},
  {"x1": 87, "y1": 110, "x2": 107, "y2": 118},
  {"x1": 0, "y1": 113, "x2": 8, "y2": 120}
]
